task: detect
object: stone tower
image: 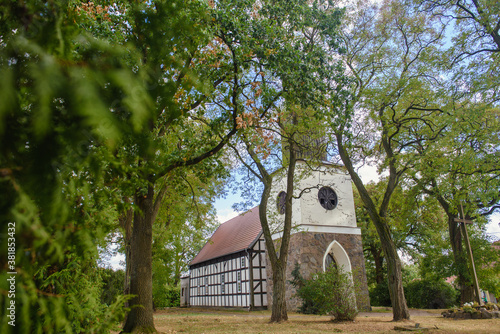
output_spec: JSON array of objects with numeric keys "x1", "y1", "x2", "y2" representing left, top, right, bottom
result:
[{"x1": 265, "y1": 156, "x2": 370, "y2": 311}]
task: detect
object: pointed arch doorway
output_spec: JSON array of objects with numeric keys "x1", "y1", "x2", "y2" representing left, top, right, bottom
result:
[{"x1": 322, "y1": 240, "x2": 352, "y2": 273}]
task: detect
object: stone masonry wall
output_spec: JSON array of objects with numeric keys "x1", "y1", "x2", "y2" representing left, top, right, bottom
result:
[{"x1": 265, "y1": 232, "x2": 371, "y2": 312}]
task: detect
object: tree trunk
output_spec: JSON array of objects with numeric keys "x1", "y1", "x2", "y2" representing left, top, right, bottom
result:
[
  {"x1": 435, "y1": 193, "x2": 476, "y2": 305},
  {"x1": 370, "y1": 246, "x2": 385, "y2": 284},
  {"x1": 447, "y1": 214, "x2": 474, "y2": 304},
  {"x1": 371, "y1": 213, "x2": 410, "y2": 321},
  {"x1": 260, "y1": 181, "x2": 291, "y2": 323},
  {"x1": 122, "y1": 185, "x2": 157, "y2": 334},
  {"x1": 259, "y1": 178, "x2": 290, "y2": 323},
  {"x1": 384, "y1": 240, "x2": 409, "y2": 320},
  {"x1": 336, "y1": 133, "x2": 410, "y2": 321},
  {"x1": 270, "y1": 264, "x2": 288, "y2": 322},
  {"x1": 120, "y1": 207, "x2": 133, "y2": 306},
  {"x1": 251, "y1": 130, "x2": 297, "y2": 323}
]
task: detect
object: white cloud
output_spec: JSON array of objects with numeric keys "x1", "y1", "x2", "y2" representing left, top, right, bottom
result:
[
  {"x1": 216, "y1": 207, "x2": 240, "y2": 225},
  {"x1": 108, "y1": 253, "x2": 125, "y2": 271},
  {"x1": 358, "y1": 164, "x2": 382, "y2": 184},
  {"x1": 487, "y1": 212, "x2": 500, "y2": 241}
]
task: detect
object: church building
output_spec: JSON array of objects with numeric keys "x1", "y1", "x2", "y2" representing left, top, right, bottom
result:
[{"x1": 180, "y1": 160, "x2": 371, "y2": 311}]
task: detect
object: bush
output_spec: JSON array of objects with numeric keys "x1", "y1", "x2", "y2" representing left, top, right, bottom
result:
[
  {"x1": 485, "y1": 302, "x2": 500, "y2": 311},
  {"x1": 369, "y1": 280, "x2": 392, "y2": 307},
  {"x1": 153, "y1": 284, "x2": 180, "y2": 308},
  {"x1": 404, "y1": 278, "x2": 458, "y2": 309},
  {"x1": 100, "y1": 268, "x2": 125, "y2": 306},
  {"x1": 292, "y1": 264, "x2": 358, "y2": 321},
  {"x1": 289, "y1": 263, "x2": 320, "y2": 314},
  {"x1": 32, "y1": 257, "x2": 129, "y2": 333}
]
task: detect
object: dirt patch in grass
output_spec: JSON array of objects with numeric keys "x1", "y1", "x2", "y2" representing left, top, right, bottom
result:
[{"x1": 150, "y1": 308, "x2": 500, "y2": 334}]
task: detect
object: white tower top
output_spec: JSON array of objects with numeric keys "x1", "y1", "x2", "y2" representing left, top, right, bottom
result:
[{"x1": 268, "y1": 160, "x2": 360, "y2": 238}]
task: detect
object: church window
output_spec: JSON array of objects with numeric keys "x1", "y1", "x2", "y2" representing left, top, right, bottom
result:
[
  {"x1": 241, "y1": 257, "x2": 245, "y2": 268},
  {"x1": 325, "y1": 253, "x2": 337, "y2": 269},
  {"x1": 221, "y1": 273, "x2": 225, "y2": 293},
  {"x1": 237, "y1": 271, "x2": 242, "y2": 292},
  {"x1": 205, "y1": 277, "x2": 208, "y2": 295},
  {"x1": 318, "y1": 187, "x2": 337, "y2": 210},
  {"x1": 277, "y1": 191, "x2": 287, "y2": 214}
]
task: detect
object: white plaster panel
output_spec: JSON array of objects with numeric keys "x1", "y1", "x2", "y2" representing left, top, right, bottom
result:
[
  {"x1": 252, "y1": 268, "x2": 261, "y2": 280},
  {"x1": 269, "y1": 162, "x2": 358, "y2": 231}
]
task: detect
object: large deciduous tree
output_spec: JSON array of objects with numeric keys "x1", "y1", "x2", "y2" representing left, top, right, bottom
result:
[
  {"x1": 75, "y1": 2, "x2": 237, "y2": 332},
  {"x1": 329, "y1": 0, "x2": 449, "y2": 320},
  {"x1": 0, "y1": 0, "x2": 344, "y2": 331},
  {"x1": 1, "y1": 0, "x2": 238, "y2": 332},
  {"x1": 226, "y1": 0, "x2": 347, "y2": 321},
  {"x1": 120, "y1": 0, "x2": 347, "y2": 330},
  {"x1": 411, "y1": 0, "x2": 500, "y2": 303},
  {"x1": 230, "y1": 106, "x2": 333, "y2": 322},
  {"x1": 409, "y1": 102, "x2": 500, "y2": 303},
  {"x1": 151, "y1": 170, "x2": 223, "y2": 306}
]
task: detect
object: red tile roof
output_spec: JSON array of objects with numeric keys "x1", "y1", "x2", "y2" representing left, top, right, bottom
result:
[{"x1": 190, "y1": 206, "x2": 262, "y2": 265}]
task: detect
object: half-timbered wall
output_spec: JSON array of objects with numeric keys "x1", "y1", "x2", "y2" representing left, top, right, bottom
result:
[
  {"x1": 248, "y1": 236, "x2": 267, "y2": 308},
  {"x1": 189, "y1": 235, "x2": 267, "y2": 308}
]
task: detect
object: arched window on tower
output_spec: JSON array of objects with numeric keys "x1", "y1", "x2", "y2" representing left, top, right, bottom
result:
[
  {"x1": 325, "y1": 253, "x2": 337, "y2": 270},
  {"x1": 323, "y1": 240, "x2": 352, "y2": 273}
]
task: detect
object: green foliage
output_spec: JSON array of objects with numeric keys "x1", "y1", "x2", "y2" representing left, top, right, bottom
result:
[
  {"x1": 341, "y1": 2, "x2": 499, "y2": 307},
  {"x1": 100, "y1": 268, "x2": 125, "y2": 306},
  {"x1": 461, "y1": 303, "x2": 476, "y2": 313},
  {"x1": 212, "y1": 0, "x2": 348, "y2": 323},
  {"x1": 473, "y1": 239, "x2": 500, "y2": 298},
  {"x1": 331, "y1": 0, "x2": 499, "y2": 318},
  {"x1": 401, "y1": 264, "x2": 420, "y2": 286},
  {"x1": 289, "y1": 263, "x2": 321, "y2": 314},
  {"x1": 404, "y1": 279, "x2": 458, "y2": 309},
  {"x1": 355, "y1": 181, "x2": 449, "y2": 287},
  {"x1": 151, "y1": 170, "x2": 221, "y2": 311},
  {"x1": 0, "y1": 0, "x2": 349, "y2": 330},
  {"x1": 0, "y1": 254, "x2": 129, "y2": 333},
  {"x1": 370, "y1": 278, "x2": 459, "y2": 309},
  {"x1": 417, "y1": 240, "x2": 456, "y2": 282},
  {"x1": 0, "y1": 0, "x2": 152, "y2": 331},
  {"x1": 152, "y1": 170, "x2": 222, "y2": 283},
  {"x1": 414, "y1": 0, "x2": 500, "y2": 102},
  {"x1": 45, "y1": 260, "x2": 129, "y2": 333},
  {"x1": 292, "y1": 265, "x2": 359, "y2": 321},
  {"x1": 368, "y1": 280, "x2": 392, "y2": 307},
  {"x1": 153, "y1": 284, "x2": 180, "y2": 309}
]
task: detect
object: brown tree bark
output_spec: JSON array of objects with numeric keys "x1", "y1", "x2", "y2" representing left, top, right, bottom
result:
[
  {"x1": 122, "y1": 185, "x2": 157, "y2": 334},
  {"x1": 270, "y1": 264, "x2": 288, "y2": 322},
  {"x1": 384, "y1": 238, "x2": 408, "y2": 321},
  {"x1": 369, "y1": 245, "x2": 385, "y2": 284},
  {"x1": 446, "y1": 210, "x2": 474, "y2": 303},
  {"x1": 430, "y1": 191, "x2": 475, "y2": 304},
  {"x1": 258, "y1": 174, "x2": 291, "y2": 323},
  {"x1": 270, "y1": 140, "x2": 296, "y2": 322}
]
